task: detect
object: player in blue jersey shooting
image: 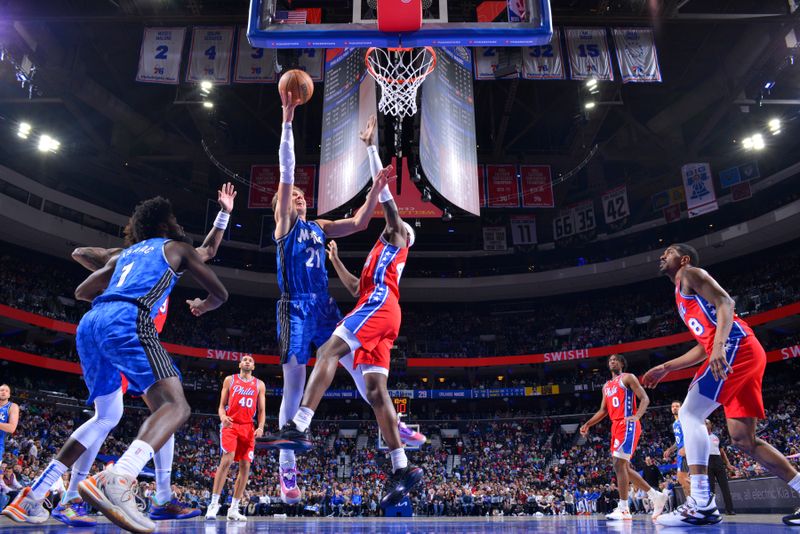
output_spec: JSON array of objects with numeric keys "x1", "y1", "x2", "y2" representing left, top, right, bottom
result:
[
  {"x1": 266, "y1": 92, "x2": 424, "y2": 504},
  {"x1": 2, "y1": 197, "x2": 228, "y2": 533}
]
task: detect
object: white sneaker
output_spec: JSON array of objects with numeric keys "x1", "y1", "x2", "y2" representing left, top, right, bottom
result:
[
  {"x1": 605, "y1": 506, "x2": 632, "y2": 520},
  {"x1": 227, "y1": 507, "x2": 247, "y2": 521},
  {"x1": 205, "y1": 502, "x2": 220, "y2": 520},
  {"x1": 1, "y1": 487, "x2": 50, "y2": 524},
  {"x1": 650, "y1": 490, "x2": 669, "y2": 519},
  {"x1": 655, "y1": 494, "x2": 722, "y2": 527},
  {"x1": 78, "y1": 470, "x2": 155, "y2": 533}
]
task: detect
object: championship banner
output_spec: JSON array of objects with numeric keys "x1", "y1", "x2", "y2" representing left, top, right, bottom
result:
[
  {"x1": 611, "y1": 28, "x2": 662, "y2": 83},
  {"x1": 136, "y1": 28, "x2": 186, "y2": 85},
  {"x1": 601, "y1": 185, "x2": 629, "y2": 223},
  {"x1": 474, "y1": 47, "x2": 522, "y2": 80},
  {"x1": 233, "y1": 28, "x2": 277, "y2": 83},
  {"x1": 519, "y1": 165, "x2": 554, "y2": 207},
  {"x1": 248, "y1": 164, "x2": 279, "y2": 209},
  {"x1": 486, "y1": 164, "x2": 520, "y2": 208},
  {"x1": 478, "y1": 164, "x2": 487, "y2": 207},
  {"x1": 483, "y1": 226, "x2": 507, "y2": 251},
  {"x1": 522, "y1": 29, "x2": 566, "y2": 80},
  {"x1": 681, "y1": 163, "x2": 718, "y2": 218},
  {"x1": 565, "y1": 28, "x2": 613, "y2": 81},
  {"x1": 186, "y1": 27, "x2": 235, "y2": 84},
  {"x1": 570, "y1": 200, "x2": 596, "y2": 234},
  {"x1": 731, "y1": 182, "x2": 753, "y2": 202},
  {"x1": 510, "y1": 215, "x2": 537, "y2": 245}
]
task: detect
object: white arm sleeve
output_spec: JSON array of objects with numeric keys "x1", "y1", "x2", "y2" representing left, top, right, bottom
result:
[
  {"x1": 279, "y1": 122, "x2": 295, "y2": 184},
  {"x1": 366, "y1": 145, "x2": 392, "y2": 203}
]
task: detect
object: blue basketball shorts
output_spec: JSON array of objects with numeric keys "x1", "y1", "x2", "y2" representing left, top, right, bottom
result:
[
  {"x1": 276, "y1": 293, "x2": 342, "y2": 365},
  {"x1": 76, "y1": 301, "x2": 180, "y2": 404}
]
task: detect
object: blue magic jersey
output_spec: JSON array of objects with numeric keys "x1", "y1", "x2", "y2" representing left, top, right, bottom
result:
[
  {"x1": 275, "y1": 218, "x2": 328, "y2": 295},
  {"x1": 672, "y1": 420, "x2": 684, "y2": 450},
  {"x1": 0, "y1": 402, "x2": 10, "y2": 453},
  {"x1": 93, "y1": 238, "x2": 180, "y2": 317}
]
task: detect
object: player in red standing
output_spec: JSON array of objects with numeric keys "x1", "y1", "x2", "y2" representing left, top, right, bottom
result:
[
  {"x1": 205, "y1": 355, "x2": 266, "y2": 521},
  {"x1": 580, "y1": 354, "x2": 669, "y2": 521},
  {"x1": 643, "y1": 243, "x2": 800, "y2": 527},
  {"x1": 259, "y1": 154, "x2": 423, "y2": 507}
]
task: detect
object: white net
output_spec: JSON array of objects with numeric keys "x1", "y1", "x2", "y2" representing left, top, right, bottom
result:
[{"x1": 365, "y1": 47, "x2": 436, "y2": 119}]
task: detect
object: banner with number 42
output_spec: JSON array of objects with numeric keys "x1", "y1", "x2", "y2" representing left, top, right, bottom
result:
[{"x1": 601, "y1": 185, "x2": 630, "y2": 223}]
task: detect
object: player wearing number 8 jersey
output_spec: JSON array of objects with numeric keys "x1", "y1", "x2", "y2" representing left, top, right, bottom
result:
[
  {"x1": 643, "y1": 244, "x2": 800, "y2": 527},
  {"x1": 580, "y1": 355, "x2": 669, "y2": 521},
  {"x1": 206, "y1": 356, "x2": 266, "y2": 521}
]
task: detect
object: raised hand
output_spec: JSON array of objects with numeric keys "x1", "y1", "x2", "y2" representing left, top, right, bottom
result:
[
  {"x1": 326, "y1": 240, "x2": 339, "y2": 262},
  {"x1": 373, "y1": 164, "x2": 397, "y2": 191},
  {"x1": 218, "y1": 182, "x2": 237, "y2": 213},
  {"x1": 359, "y1": 114, "x2": 378, "y2": 146},
  {"x1": 281, "y1": 90, "x2": 302, "y2": 123},
  {"x1": 642, "y1": 365, "x2": 668, "y2": 389}
]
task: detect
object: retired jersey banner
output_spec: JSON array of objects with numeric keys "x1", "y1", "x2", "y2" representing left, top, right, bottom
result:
[
  {"x1": 474, "y1": 47, "x2": 522, "y2": 80},
  {"x1": 510, "y1": 215, "x2": 537, "y2": 245},
  {"x1": 234, "y1": 28, "x2": 277, "y2": 83},
  {"x1": 520, "y1": 165, "x2": 554, "y2": 207},
  {"x1": 601, "y1": 185, "x2": 629, "y2": 223},
  {"x1": 486, "y1": 165, "x2": 520, "y2": 208},
  {"x1": 248, "y1": 165, "x2": 279, "y2": 209},
  {"x1": 570, "y1": 200, "x2": 596, "y2": 234},
  {"x1": 522, "y1": 30, "x2": 566, "y2": 80},
  {"x1": 295, "y1": 49, "x2": 324, "y2": 82},
  {"x1": 136, "y1": 28, "x2": 186, "y2": 84},
  {"x1": 478, "y1": 165, "x2": 487, "y2": 207},
  {"x1": 294, "y1": 165, "x2": 316, "y2": 209},
  {"x1": 186, "y1": 27, "x2": 235, "y2": 84},
  {"x1": 611, "y1": 28, "x2": 662, "y2": 83},
  {"x1": 681, "y1": 163, "x2": 718, "y2": 218},
  {"x1": 565, "y1": 28, "x2": 613, "y2": 81}
]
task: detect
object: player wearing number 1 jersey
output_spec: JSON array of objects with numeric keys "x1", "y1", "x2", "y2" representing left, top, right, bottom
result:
[
  {"x1": 206, "y1": 356, "x2": 266, "y2": 521},
  {"x1": 643, "y1": 244, "x2": 800, "y2": 527},
  {"x1": 580, "y1": 355, "x2": 668, "y2": 521}
]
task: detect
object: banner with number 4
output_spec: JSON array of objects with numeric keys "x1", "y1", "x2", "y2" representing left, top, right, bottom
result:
[{"x1": 187, "y1": 27, "x2": 235, "y2": 84}]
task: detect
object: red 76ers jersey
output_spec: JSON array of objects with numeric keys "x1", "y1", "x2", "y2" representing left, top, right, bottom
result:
[
  {"x1": 603, "y1": 374, "x2": 636, "y2": 422},
  {"x1": 226, "y1": 374, "x2": 260, "y2": 425},
  {"x1": 675, "y1": 281, "x2": 751, "y2": 355},
  {"x1": 358, "y1": 237, "x2": 408, "y2": 303}
]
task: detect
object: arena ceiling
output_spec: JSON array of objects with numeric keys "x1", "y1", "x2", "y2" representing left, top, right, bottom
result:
[{"x1": 0, "y1": 0, "x2": 799, "y2": 252}]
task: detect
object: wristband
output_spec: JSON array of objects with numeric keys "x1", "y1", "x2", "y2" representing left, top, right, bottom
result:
[{"x1": 213, "y1": 210, "x2": 230, "y2": 230}]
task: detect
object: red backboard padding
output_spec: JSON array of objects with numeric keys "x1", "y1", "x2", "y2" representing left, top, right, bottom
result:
[{"x1": 378, "y1": 0, "x2": 423, "y2": 33}]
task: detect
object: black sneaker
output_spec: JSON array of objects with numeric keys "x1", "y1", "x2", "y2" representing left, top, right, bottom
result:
[
  {"x1": 784, "y1": 506, "x2": 800, "y2": 526},
  {"x1": 380, "y1": 465, "x2": 423, "y2": 508},
  {"x1": 255, "y1": 421, "x2": 313, "y2": 452}
]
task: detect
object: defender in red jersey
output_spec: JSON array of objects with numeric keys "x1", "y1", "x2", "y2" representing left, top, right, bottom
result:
[
  {"x1": 206, "y1": 355, "x2": 266, "y2": 522},
  {"x1": 261, "y1": 154, "x2": 424, "y2": 509},
  {"x1": 643, "y1": 243, "x2": 800, "y2": 527},
  {"x1": 581, "y1": 355, "x2": 668, "y2": 521}
]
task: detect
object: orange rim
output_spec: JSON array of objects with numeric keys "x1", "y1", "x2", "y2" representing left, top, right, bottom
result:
[{"x1": 365, "y1": 46, "x2": 437, "y2": 85}]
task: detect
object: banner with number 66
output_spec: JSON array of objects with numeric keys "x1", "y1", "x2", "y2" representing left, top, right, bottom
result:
[
  {"x1": 187, "y1": 27, "x2": 235, "y2": 84},
  {"x1": 601, "y1": 185, "x2": 630, "y2": 223}
]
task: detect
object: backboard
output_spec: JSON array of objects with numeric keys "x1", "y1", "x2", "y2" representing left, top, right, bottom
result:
[{"x1": 248, "y1": 0, "x2": 553, "y2": 49}]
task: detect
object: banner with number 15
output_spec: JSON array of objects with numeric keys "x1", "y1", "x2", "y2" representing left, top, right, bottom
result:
[{"x1": 186, "y1": 27, "x2": 235, "y2": 84}]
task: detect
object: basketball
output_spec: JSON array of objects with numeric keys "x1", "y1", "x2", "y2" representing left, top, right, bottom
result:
[{"x1": 278, "y1": 69, "x2": 314, "y2": 105}]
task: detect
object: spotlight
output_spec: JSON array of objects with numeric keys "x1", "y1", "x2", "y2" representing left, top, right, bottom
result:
[
  {"x1": 441, "y1": 208, "x2": 452, "y2": 222},
  {"x1": 752, "y1": 133, "x2": 765, "y2": 150},
  {"x1": 585, "y1": 78, "x2": 598, "y2": 89},
  {"x1": 768, "y1": 118, "x2": 781, "y2": 132},
  {"x1": 742, "y1": 136, "x2": 754, "y2": 150},
  {"x1": 584, "y1": 101, "x2": 596, "y2": 110},
  {"x1": 203, "y1": 101, "x2": 214, "y2": 109},
  {"x1": 37, "y1": 134, "x2": 60, "y2": 153},
  {"x1": 421, "y1": 187, "x2": 431, "y2": 203},
  {"x1": 17, "y1": 122, "x2": 31, "y2": 139},
  {"x1": 200, "y1": 80, "x2": 213, "y2": 95}
]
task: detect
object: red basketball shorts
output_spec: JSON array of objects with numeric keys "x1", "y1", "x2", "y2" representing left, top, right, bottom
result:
[{"x1": 220, "y1": 422, "x2": 255, "y2": 462}]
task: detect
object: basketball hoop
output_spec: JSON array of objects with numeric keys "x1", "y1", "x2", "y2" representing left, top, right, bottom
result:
[{"x1": 365, "y1": 46, "x2": 437, "y2": 119}]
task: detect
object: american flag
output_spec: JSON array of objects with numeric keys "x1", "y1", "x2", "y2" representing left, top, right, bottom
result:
[{"x1": 274, "y1": 10, "x2": 307, "y2": 24}]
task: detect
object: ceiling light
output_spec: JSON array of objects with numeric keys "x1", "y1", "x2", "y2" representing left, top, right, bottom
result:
[
  {"x1": 200, "y1": 80, "x2": 213, "y2": 92},
  {"x1": 742, "y1": 136, "x2": 754, "y2": 150},
  {"x1": 203, "y1": 101, "x2": 214, "y2": 109},
  {"x1": 17, "y1": 122, "x2": 31, "y2": 139},
  {"x1": 768, "y1": 118, "x2": 781, "y2": 131},
  {"x1": 585, "y1": 78, "x2": 598, "y2": 88},
  {"x1": 584, "y1": 101, "x2": 596, "y2": 110},
  {"x1": 752, "y1": 133, "x2": 765, "y2": 150},
  {"x1": 37, "y1": 134, "x2": 60, "y2": 153}
]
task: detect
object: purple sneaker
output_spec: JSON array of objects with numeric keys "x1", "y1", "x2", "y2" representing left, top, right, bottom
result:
[
  {"x1": 397, "y1": 416, "x2": 426, "y2": 447},
  {"x1": 280, "y1": 467, "x2": 302, "y2": 504}
]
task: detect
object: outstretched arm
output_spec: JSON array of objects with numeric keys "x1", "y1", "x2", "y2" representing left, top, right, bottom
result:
[
  {"x1": 326, "y1": 241, "x2": 360, "y2": 298},
  {"x1": 72, "y1": 247, "x2": 123, "y2": 272},
  {"x1": 75, "y1": 256, "x2": 119, "y2": 302},
  {"x1": 174, "y1": 242, "x2": 228, "y2": 316},
  {"x1": 642, "y1": 344, "x2": 707, "y2": 388},
  {"x1": 196, "y1": 182, "x2": 237, "y2": 262},
  {"x1": 274, "y1": 90, "x2": 302, "y2": 239}
]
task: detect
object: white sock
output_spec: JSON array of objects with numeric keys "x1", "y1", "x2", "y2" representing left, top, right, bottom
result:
[
  {"x1": 61, "y1": 490, "x2": 81, "y2": 504},
  {"x1": 112, "y1": 440, "x2": 154, "y2": 479},
  {"x1": 231, "y1": 498, "x2": 240, "y2": 511},
  {"x1": 788, "y1": 473, "x2": 800, "y2": 493},
  {"x1": 647, "y1": 488, "x2": 660, "y2": 499},
  {"x1": 691, "y1": 474, "x2": 710, "y2": 504},
  {"x1": 210, "y1": 493, "x2": 220, "y2": 506},
  {"x1": 154, "y1": 435, "x2": 174, "y2": 503},
  {"x1": 389, "y1": 448, "x2": 408, "y2": 472},
  {"x1": 292, "y1": 407, "x2": 314, "y2": 432},
  {"x1": 31, "y1": 460, "x2": 68, "y2": 500},
  {"x1": 617, "y1": 500, "x2": 629, "y2": 511},
  {"x1": 280, "y1": 449, "x2": 296, "y2": 470}
]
